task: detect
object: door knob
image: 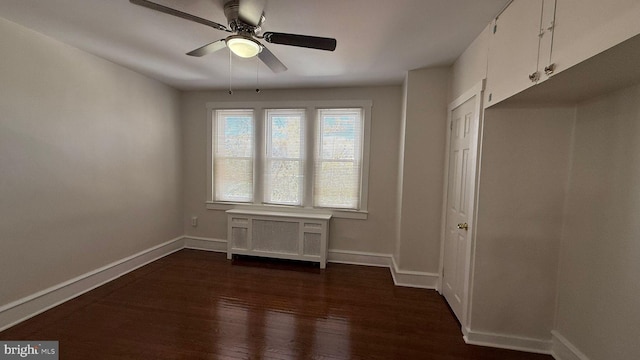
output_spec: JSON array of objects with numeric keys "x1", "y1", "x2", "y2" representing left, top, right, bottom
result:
[{"x1": 457, "y1": 223, "x2": 469, "y2": 231}]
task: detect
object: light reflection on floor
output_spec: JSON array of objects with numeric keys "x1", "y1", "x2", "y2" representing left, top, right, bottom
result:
[{"x1": 214, "y1": 299, "x2": 351, "y2": 359}]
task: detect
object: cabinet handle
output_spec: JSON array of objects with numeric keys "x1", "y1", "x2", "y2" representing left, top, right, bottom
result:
[
  {"x1": 529, "y1": 71, "x2": 540, "y2": 82},
  {"x1": 544, "y1": 63, "x2": 556, "y2": 75}
]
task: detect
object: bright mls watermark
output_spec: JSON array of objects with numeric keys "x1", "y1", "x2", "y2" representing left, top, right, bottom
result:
[{"x1": 0, "y1": 342, "x2": 58, "y2": 359}]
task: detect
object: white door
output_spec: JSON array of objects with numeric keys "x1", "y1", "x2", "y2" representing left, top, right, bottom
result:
[{"x1": 442, "y1": 95, "x2": 477, "y2": 323}]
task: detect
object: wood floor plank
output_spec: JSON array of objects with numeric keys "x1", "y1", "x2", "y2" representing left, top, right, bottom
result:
[{"x1": 0, "y1": 249, "x2": 552, "y2": 359}]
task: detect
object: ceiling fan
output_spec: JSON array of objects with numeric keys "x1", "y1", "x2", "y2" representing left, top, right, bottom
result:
[{"x1": 129, "y1": 0, "x2": 337, "y2": 73}]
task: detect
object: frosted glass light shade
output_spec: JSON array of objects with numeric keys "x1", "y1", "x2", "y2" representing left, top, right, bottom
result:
[{"x1": 227, "y1": 36, "x2": 262, "y2": 58}]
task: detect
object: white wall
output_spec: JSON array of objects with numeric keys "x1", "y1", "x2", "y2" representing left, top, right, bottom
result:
[
  {"x1": 0, "y1": 18, "x2": 183, "y2": 306},
  {"x1": 395, "y1": 67, "x2": 450, "y2": 272},
  {"x1": 450, "y1": 24, "x2": 491, "y2": 102},
  {"x1": 181, "y1": 86, "x2": 402, "y2": 255},
  {"x1": 395, "y1": 77, "x2": 409, "y2": 261},
  {"x1": 471, "y1": 106, "x2": 574, "y2": 341},
  {"x1": 554, "y1": 84, "x2": 640, "y2": 360}
]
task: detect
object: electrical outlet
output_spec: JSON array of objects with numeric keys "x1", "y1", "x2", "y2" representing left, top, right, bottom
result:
[{"x1": 191, "y1": 216, "x2": 198, "y2": 227}]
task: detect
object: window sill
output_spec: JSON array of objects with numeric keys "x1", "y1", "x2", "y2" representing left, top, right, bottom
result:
[{"x1": 205, "y1": 202, "x2": 368, "y2": 220}]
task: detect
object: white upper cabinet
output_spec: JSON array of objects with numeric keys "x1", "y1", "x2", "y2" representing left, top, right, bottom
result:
[
  {"x1": 465, "y1": 0, "x2": 640, "y2": 107},
  {"x1": 485, "y1": 0, "x2": 556, "y2": 107},
  {"x1": 550, "y1": 0, "x2": 640, "y2": 76},
  {"x1": 537, "y1": 0, "x2": 557, "y2": 78}
]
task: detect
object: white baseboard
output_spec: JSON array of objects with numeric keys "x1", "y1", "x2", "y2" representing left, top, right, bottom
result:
[
  {"x1": 0, "y1": 234, "x2": 584, "y2": 360},
  {"x1": 0, "y1": 236, "x2": 184, "y2": 332},
  {"x1": 327, "y1": 250, "x2": 438, "y2": 289},
  {"x1": 0, "y1": 234, "x2": 592, "y2": 360},
  {"x1": 327, "y1": 250, "x2": 440, "y2": 289},
  {"x1": 390, "y1": 256, "x2": 439, "y2": 289},
  {"x1": 183, "y1": 240, "x2": 435, "y2": 290},
  {"x1": 327, "y1": 249, "x2": 391, "y2": 267},
  {"x1": 0, "y1": 237, "x2": 439, "y2": 332},
  {"x1": 551, "y1": 331, "x2": 590, "y2": 360},
  {"x1": 463, "y1": 327, "x2": 552, "y2": 355},
  {"x1": 183, "y1": 236, "x2": 227, "y2": 253}
]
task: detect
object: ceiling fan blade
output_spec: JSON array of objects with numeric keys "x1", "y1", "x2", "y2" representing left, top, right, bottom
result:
[
  {"x1": 187, "y1": 39, "x2": 227, "y2": 57},
  {"x1": 263, "y1": 32, "x2": 337, "y2": 51},
  {"x1": 129, "y1": 0, "x2": 230, "y2": 32},
  {"x1": 238, "y1": 0, "x2": 266, "y2": 27},
  {"x1": 258, "y1": 46, "x2": 287, "y2": 73}
]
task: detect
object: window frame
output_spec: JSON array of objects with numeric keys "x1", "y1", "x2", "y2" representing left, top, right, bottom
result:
[
  {"x1": 314, "y1": 108, "x2": 365, "y2": 210},
  {"x1": 263, "y1": 108, "x2": 306, "y2": 206},
  {"x1": 212, "y1": 109, "x2": 255, "y2": 203},
  {"x1": 206, "y1": 100, "x2": 372, "y2": 220}
]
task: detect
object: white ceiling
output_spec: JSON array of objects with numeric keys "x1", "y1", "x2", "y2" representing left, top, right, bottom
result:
[{"x1": 0, "y1": 0, "x2": 509, "y2": 91}]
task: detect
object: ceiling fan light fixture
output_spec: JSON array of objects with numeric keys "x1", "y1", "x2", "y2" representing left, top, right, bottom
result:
[{"x1": 226, "y1": 36, "x2": 262, "y2": 58}]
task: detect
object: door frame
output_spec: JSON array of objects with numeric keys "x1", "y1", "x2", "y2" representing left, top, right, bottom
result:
[{"x1": 437, "y1": 79, "x2": 485, "y2": 330}]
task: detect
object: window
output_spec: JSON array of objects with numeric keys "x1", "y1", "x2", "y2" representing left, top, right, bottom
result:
[
  {"x1": 264, "y1": 109, "x2": 305, "y2": 206},
  {"x1": 206, "y1": 101, "x2": 371, "y2": 218},
  {"x1": 213, "y1": 109, "x2": 254, "y2": 202},
  {"x1": 315, "y1": 109, "x2": 363, "y2": 209}
]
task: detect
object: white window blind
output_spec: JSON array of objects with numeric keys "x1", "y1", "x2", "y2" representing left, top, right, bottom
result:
[
  {"x1": 213, "y1": 109, "x2": 254, "y2": 202},
  {"x1": 207, "y1": 101, "x2": 371, "y2": 218},
  {"x1": 264, "y1": 109, "x2": 305, "y2": 205},
  {"x1": 314, "y1": 108, "x2": 363, "y2": 209}
]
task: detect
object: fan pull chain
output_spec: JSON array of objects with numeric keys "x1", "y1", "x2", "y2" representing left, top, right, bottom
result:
[
  {"x1": 228, "y1": 49, "x2": 233, "y2": 95},
  {"x1": 255, "y1": 57, "x2": 261, "y2": 93}
]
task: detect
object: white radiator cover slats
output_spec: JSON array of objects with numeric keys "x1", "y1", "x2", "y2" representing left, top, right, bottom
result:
[{"x1": 226, "y1": 209, "x2": 331, "y2": 268}]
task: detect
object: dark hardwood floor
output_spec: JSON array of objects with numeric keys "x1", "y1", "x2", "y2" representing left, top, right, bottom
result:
[{"x1": 0, "y1": 250, "x2": 552, "y2": 359}]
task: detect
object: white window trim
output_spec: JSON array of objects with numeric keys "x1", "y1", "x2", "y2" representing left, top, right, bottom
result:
[
  {"x1": 264, "y1": 108, "x2": 306, "y2": 206},
  {"x1": 205, "y1": 100, "x2": 372, "y2": 220},
  {"x1": 212, "y1": 109, "x2": 255, "y2": 203}
]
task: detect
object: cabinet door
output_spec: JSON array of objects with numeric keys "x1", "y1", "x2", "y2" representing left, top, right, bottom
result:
[
  {"x1": 551, "y1": 0, "x2": 640, "y2": 76},
  {"x1": 485, "y1": 0, "x2": 543, "y2": 106},
  {"x1": 538, "y1": 0, "x2": 557, "y2": 80}
]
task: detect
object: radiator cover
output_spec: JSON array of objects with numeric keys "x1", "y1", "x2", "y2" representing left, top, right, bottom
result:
[{"x1": 226, "y1": 209, "x2": 331, "y2": 268}]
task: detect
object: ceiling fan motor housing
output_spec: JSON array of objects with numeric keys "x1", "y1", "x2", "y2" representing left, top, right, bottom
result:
[{"x1": 224, "y1": 0, "x2": 264, "y2": 34}]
